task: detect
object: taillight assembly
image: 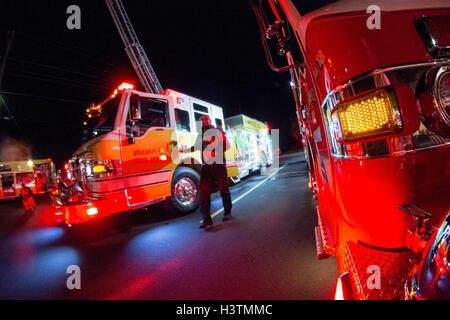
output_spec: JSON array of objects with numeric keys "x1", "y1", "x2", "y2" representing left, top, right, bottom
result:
[{"x1": 331, "y1": 87, "x2": 403, "y2": 142}]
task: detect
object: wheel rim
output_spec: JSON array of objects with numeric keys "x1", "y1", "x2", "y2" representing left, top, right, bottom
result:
[{"x1": 174, "y1": 177, "x2": 198, "y2": 207}]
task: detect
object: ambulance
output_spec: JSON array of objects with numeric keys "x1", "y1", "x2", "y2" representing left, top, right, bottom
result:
[{"x1": 225, "y1": 114, "x2": 273, "y2": 179}]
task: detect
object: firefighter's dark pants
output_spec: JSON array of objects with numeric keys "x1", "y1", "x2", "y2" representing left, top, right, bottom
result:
[{"x1": 200, "y1": 164, "x2": 232, "y2": 221}]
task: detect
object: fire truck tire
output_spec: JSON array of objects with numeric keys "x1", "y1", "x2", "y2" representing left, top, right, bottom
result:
[{"x1": 168, "y1": 167, "x2": 200, "y2": 214}]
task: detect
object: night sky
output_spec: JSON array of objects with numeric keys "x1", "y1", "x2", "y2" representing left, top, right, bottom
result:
[{"x1": 0, "y1": 0, "x2": 301, "y2": 168}]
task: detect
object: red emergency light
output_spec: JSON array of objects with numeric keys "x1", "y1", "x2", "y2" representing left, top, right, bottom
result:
[
  {"x1": 111, "y1": 82, "x2": 135, "y2": 98},
  {"x1": 118, "y1": 82, "x2": 134, "y2": 91}
]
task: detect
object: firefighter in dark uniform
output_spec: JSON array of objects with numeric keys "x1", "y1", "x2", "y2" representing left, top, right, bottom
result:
[
  {"x1": 182, "y1": 115, "x2": 233, "y2": 229},
  {"x1": 21, "y1": 183, "x2": 36, "y2": 212}
]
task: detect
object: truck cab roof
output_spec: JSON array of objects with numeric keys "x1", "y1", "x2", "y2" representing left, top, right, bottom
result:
[{"x1": 294, "y1": 0, "x2": 449, "y2": 44}]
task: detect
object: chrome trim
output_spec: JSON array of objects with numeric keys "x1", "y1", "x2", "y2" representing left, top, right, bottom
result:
[
  {"x1": 321, "y1": 60, "x2": 449, "y2": 112},
  {"x1": 174, "y1": 177, "x2": 197, "y2": 207},
  {"x1": 330, "y1": 143, "x2": 450, "y2": 161},
  {"x1": 414, "y1": 16, "x2": 450, "y2": 59},
  {"x1": 320, "y1": 60, "x2": 450, "y2": 160},
  {"x1": 405, "y1": 212, "x2": 450, "y2": 300},
  {"x1": 433, "y1": 66, "x2": 450, "y2": 125}
]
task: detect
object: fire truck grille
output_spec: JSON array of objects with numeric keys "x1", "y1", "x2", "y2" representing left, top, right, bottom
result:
[{"x1": 343, "y1": 241, "x2": 414, "y2": 300}]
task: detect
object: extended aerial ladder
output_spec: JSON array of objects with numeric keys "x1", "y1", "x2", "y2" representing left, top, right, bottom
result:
[{"x1": 105, "y1": 0, "x2": 163, "y2": 94}]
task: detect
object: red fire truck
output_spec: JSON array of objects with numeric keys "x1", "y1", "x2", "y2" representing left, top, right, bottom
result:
[
  {"x1": 252, "y1": 0, "x2": 450, "y2": 299},
  {"x1": 0, "y1": 159, "x2": 56, "y2": 200},
  {"x1": 52, "y1": 1, "x2": 275, "y2": 227}
]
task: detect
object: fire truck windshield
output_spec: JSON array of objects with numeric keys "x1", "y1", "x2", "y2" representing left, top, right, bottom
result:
[
  {"x1": 84, "y1": 93, "x2": 121, "y2": 140},
  {"x1": 291, "y1": 0, "x2": 337, "y2": 15}
]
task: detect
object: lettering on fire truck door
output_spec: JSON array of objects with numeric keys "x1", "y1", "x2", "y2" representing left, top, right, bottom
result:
[{"x1": 121, "y1": 95, "x2": 174, "y2": 206}]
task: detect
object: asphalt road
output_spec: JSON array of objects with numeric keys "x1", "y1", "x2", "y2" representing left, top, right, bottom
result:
[{"x1": 0, "y1": 152, "x2": 338, "y2": 299}]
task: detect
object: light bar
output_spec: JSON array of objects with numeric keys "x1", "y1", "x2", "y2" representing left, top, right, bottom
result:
[
  {"x1": 111, "y1": 82, "x2": 134, "y2": 98},
  {"x1": 118, "y1": 82, "x2": 134, "y2": 91},
  {"x1": 335, "y1": 88, "x2": 402, "y2": 142}
]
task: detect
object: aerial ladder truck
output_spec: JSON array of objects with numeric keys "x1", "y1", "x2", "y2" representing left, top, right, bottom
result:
[
  {"x1": 53, "y1": 0, "x2": 240, "y2": 226},
  {"x1": 105, "y1": 0, "x2": 162, "y2": 94}
]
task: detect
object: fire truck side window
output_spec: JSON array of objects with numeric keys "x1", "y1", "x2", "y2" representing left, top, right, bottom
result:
[
  {"x1": 215, "y1": 118, "x2": 223, "y2": 129},
  {"x1": 175, "y1": 108, "x2": 191, "y2": 133},
  {"x1": 193, "y1": 103, "x2": 209, "y2": 113},
  {"x1": 132, "y1": 96, "x2": 169, "y2": 136},
  {"x1": 194, "y1": 112, "x2": 208, "y2": 122}
]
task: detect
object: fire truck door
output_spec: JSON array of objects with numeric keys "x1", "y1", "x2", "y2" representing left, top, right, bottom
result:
[{"x1": 121, "y1": 93, "x2": 175, "y2": 207}]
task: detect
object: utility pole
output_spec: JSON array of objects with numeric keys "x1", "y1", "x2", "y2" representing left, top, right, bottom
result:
[{"x1": 0, "y1": 30, "x2": 15, "y2": 89}]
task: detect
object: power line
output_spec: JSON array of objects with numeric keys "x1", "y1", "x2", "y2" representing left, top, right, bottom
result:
[
  {"x1": 8, "y1": 67, "x2": 111, "y2": 91},
  {"x1": 1, "y1": 56, "x2": 117, "y2": 84},
  {"x1": 7, "y1": 72, "x2": 109, "y2": 93},
  {"x1": 0, "y1": 90, "x2": 91, "y2": 105},
  {"x1": 0, "y1": 30, "x2": 15, "y2": 88},
  {"x1": 15, "y1": 31, "x2": 117, "y2": 67},
  {"x1": 8, "y1": 117, "x2": 80, "y2": 128}
]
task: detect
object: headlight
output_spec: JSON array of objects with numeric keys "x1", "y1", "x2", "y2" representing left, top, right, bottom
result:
[
  {"x1": 418, "y1": 66, "x2": 450, "y2": 137},
  {"x1": 331, "y1": 87, "x2": 403, "y2": 142},
  {"x1": 405, "y1": 213, "x2": 450, "y2": 300},
  {"x1": 93, "y1": 164, "x2": 107, "y2": 174},
  {"x1": 434, "y1": 67, "x2": 450, "y2": 126}
]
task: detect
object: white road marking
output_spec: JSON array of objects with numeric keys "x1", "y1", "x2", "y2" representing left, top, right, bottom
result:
[{"x1": 201, "y1": 164, "x2": 287, "y2": 221}]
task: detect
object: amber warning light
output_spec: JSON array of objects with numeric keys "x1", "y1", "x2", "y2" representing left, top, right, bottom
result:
[{"x1": 332, "y1": 88, "x2": 403, "y2": 142}]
